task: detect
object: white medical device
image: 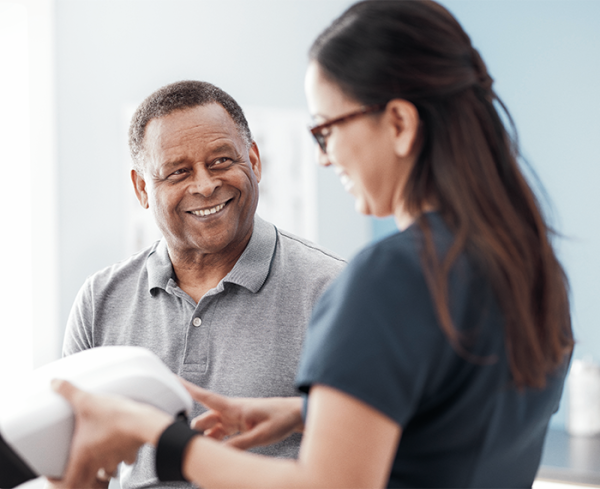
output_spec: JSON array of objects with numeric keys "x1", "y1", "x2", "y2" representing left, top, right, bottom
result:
[{"x1": 0, "y1": 346, "x2": 193, "y2": 488}]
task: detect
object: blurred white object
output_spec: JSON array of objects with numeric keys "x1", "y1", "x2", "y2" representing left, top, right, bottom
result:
[
  {"x1": 567, "y1": 359, "x2": 600, "y2": 437},
  {"x1": 0, "y1": 346, "x2": 192, "y2": 483},
  {"x1": 533, "y1": 480, "x2": 599, "y2": 489}
]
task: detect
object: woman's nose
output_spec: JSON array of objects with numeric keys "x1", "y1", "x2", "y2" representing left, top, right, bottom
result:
[{"x1": 316, "y1": 145, "x2": 331, "y2": 167}]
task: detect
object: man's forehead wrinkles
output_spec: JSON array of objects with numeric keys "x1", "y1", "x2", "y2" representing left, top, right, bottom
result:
[
  {"x1": 158, "y1": 135, "x2": 240, "y2": 156},
  {"x1": 159, "y1": 121, "x2": 239, "y2": 143},
  {"x1": 150, "y1": 134, "x2": 243, "y2": 167}
]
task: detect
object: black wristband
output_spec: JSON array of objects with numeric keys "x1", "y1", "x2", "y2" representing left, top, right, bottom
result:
[{"x1": 155, "y1": 417, "x2": 201, "y2": 482}]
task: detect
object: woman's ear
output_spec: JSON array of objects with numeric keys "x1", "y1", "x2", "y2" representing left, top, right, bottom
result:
[{"x1": 386, "y1": 99, "x2": 421, "y2": 158}]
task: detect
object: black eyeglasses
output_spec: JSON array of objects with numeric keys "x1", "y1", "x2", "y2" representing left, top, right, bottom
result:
[{"x1": 309, "y1": 103, "x2": 387, "y2": 154}]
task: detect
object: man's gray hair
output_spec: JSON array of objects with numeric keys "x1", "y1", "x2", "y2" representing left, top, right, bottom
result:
[{"x1": 128, "y1": 80, "x2": 253, "y2": 173}]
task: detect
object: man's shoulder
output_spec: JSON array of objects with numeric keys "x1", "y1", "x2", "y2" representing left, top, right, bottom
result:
[
  {"x1": 83, "y1": 241, "x2": 160, "y2": 291},
  {"x1": 275, "y1": 227, "x2": 346, "y2": 270}
]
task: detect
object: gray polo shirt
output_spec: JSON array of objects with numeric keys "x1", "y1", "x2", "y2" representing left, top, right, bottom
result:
[{"x1": 63, "y1": 215, "x2": 345, "y2": 489}]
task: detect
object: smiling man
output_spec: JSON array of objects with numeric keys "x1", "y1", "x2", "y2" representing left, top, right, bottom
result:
[{"x1": 62, "y1": 81, "x2": 345, "y2": 489}]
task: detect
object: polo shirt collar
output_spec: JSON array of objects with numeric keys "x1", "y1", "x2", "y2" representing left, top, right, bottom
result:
[
  {"x1": 223, "y1": 215, "x2": 276, "y2": 293},
  {"x1": 146, "y1": 239, "x2": 174, "y2": 293},
  {"x1": 145, "y1": 215, "x2": 276, "y2": 295}
]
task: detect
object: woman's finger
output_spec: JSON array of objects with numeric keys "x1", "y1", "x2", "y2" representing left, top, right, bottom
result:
[
  {"x1": 179, "y1": 378, "x2": 232, "y2": 412},
  {"x1": 204, "y1": 425, "x2": 229, "y2": 440},
  {"x1": 190, "y1": 410, "x2": 222, "y2": 431},
  {"x1": 224, "y1": 423, "x2": 276, "y2": 450}
]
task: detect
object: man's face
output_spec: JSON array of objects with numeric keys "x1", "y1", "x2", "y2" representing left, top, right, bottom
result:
[{"x1": 132, "y1": 103, "x2": 261, "y2": 259}]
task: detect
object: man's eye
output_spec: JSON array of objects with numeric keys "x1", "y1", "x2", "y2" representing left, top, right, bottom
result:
[
  {"x1": 168, "y1": 168, "x2": 188, "y2": 178},
  {"x1": 212, "y1": 157, "x2": 232, "y2": 167}
]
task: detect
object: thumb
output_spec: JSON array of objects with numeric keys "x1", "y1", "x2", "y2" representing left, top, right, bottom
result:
[{"x1": 51, "y1": 378, "x2": 83, "y2": 406}]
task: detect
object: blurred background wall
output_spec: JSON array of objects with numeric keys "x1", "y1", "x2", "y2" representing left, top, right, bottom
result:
[
  {"x1": 54, "y1": 0, "x2": 368, "y2": 335},
  {"x1": 1, "y1": 0, "x2": 599, "y2": 431}
]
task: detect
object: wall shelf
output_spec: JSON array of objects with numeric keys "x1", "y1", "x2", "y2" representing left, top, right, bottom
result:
[{"x1": 538, "y1": 429, "x2": 600, "y2": 486}]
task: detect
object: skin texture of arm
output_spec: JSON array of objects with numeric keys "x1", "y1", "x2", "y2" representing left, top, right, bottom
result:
[{"x1": 52, "y1": 380, "x2": 401, "y2": 489}]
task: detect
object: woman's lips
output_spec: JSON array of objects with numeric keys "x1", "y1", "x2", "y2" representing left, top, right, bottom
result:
[{"x1": 334, "y1": 166, "x2": 355, "y2": 193}]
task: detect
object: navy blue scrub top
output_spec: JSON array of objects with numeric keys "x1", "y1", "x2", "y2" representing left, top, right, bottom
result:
[{"x1": 296, "y1": 212, "x2": 568, "y2": 488}]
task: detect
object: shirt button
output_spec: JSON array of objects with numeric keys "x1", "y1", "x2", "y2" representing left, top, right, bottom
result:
[{"x1": 192, "y1": 317, "x2": 202, "y2": 327}]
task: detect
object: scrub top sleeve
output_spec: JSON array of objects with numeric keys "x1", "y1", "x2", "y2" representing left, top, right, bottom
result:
[{"x1": 296, "y1": 240, "x2": 446, "y2": 428}]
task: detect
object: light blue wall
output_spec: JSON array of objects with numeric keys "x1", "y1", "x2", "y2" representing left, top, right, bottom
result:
[
  {"x1": 444, "y1": 0, "x2": 600, "y2": 429},
  {"x1": 373, "y1": 0, "x2": 600, "y2": 429}
]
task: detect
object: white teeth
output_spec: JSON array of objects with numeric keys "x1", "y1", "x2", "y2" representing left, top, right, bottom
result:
[
  {"x1": 339, "y1": 174, "x2": 355, "y2": 192},
  {"x1": 333, "y1": 166, "x2": 354, "y2": 193},
  {"x1": 191, "y1": 202, "x2": 226, "y2": 217}
]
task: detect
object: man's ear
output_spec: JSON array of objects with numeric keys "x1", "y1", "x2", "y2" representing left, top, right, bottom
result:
[
  {"x1": 386, "y1": 99, "x2": 421, "y2": 159},
  {"x1": 131, "y1": 169, "x2": 149, "y2": 209},
  {"x1": 248, "y1": 141, "x2": 262, "y2": 183}
]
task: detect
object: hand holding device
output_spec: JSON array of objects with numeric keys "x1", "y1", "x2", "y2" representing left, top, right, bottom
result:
[{"x1": 0, "y1": 346, "x2": 192, "y2": 488}]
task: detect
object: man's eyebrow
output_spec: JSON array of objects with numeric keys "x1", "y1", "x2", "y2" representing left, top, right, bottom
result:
[
  {"x1": 154, "y1": 141, "x2": 242, "y2": 174},
  {"x1": 208, "y1": 142, "x2": 239, "y2": 154},
  {"x1": 161, "y1": 158, "x2": 186, "y2": 171}
]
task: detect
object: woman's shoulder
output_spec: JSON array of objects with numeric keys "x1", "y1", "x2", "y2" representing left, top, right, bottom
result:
[
  {"x1": 323, "y1": 218, "x2": 436, "y2": 314},
  {"x1": 349, "y1": 212, "x2": 452, "y2": 278}
]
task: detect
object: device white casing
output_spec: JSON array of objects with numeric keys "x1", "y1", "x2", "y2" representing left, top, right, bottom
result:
[{"x1": 0, "y1": 346, "x2": 193, "y2": 479}]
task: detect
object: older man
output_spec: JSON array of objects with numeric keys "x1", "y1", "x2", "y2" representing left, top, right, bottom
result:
[{"x1": 62, "y1": 80, "x2": 345, "y2": 489}]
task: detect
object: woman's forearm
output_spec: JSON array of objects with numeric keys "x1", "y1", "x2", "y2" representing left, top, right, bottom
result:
[
  {"x1": 53, "y1": 380, "x2": 398, "y2": 489},
  {"x1": 182, "y1": 436, "x2": 310, "y2": 489},
  {"x1": 172, "y1": 385, "x2": 400, "y2": 489}
]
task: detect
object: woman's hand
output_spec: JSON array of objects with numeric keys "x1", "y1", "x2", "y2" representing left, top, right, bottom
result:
[
  {"x1": 181, "y1": 379, "x2": 304, "y2": 450},
  {"x1": 50, "y1": 379, "x2": 172, "y2": 489}
]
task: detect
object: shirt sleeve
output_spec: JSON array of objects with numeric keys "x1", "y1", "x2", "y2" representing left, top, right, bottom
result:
[
  {"x1": 295, "y1": 240, "x2": 447, "y2": 428},
  {"x1": 62, "y1": 278, "x2": 95, "y2": 356}
]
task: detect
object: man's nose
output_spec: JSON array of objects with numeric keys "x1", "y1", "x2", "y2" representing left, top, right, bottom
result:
[{"x1": 190, "y1": 166, "x2": 221, "y2": 196}]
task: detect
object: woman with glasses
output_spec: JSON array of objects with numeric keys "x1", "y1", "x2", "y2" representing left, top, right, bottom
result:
[{"x1": 52, "y1": 1, "x2": 573, "y2": 487}]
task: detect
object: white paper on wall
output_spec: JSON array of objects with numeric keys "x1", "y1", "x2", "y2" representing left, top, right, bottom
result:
[
  {"x1": 244, "y1": 106, "x2": 318, "y2": 242},
  {"x1": 123, "y1": 104, "x2": 162, "y2": 256}
]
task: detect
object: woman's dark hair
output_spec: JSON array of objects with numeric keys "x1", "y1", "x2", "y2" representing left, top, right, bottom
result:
[{"x1": 311, "y1": 0, "x2": 573, "y2": 388}]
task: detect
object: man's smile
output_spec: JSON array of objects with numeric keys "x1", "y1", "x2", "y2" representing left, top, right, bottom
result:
[{"x1": 188, "y1": 200, "x2": 229, "y2": 217}]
